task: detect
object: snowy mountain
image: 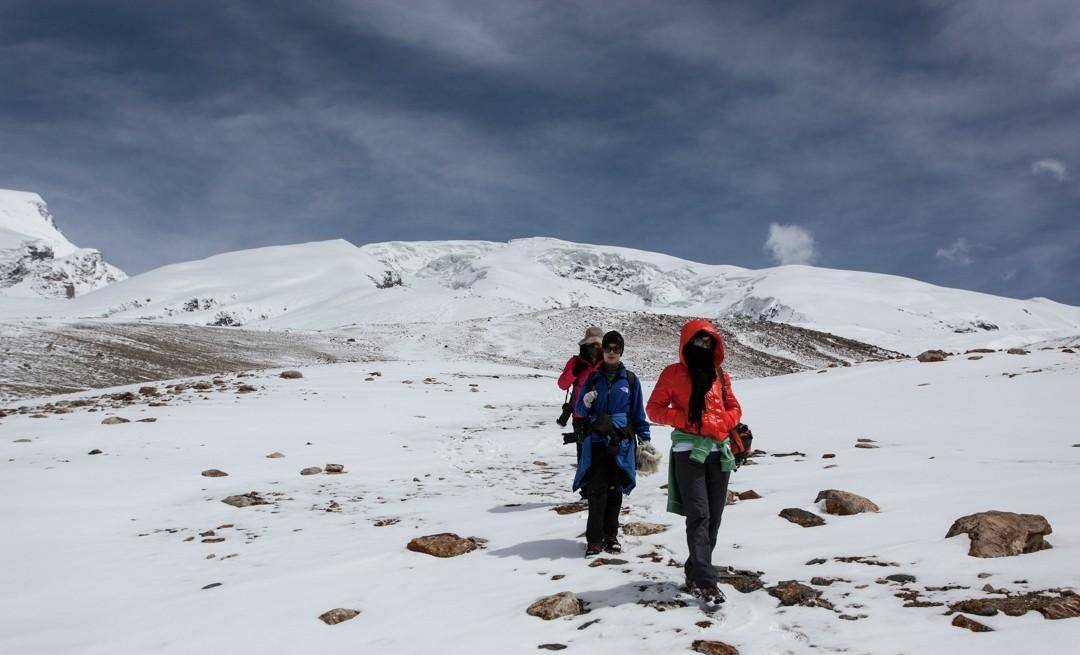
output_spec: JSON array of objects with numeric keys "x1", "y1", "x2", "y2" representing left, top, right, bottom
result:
[
  {"x1": 0, "y1": 189, "x2": 126, "y2": 299},
  {"x1": 11, "y1": 236, "x2": 1071, "y2": 355}
]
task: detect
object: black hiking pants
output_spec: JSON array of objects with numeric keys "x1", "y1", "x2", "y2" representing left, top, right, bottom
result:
[
  {"x1": 673, "y1": 450, "x2": 731, "y2": 587},
  {"x1": 585, "y1": 442, "x2": 623, "y2": 545}
]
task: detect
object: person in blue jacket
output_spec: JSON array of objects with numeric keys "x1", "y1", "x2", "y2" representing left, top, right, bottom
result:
[{"x1": 573, "y1": 330, "x2": 650, "y2": 557}]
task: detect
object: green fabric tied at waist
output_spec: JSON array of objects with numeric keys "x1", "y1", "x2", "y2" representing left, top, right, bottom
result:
[{"x1": 666, "y1": 429, "x2": 735, "y2": 516}]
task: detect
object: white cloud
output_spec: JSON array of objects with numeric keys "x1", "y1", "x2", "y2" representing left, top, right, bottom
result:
[
  {"x1": 1030, "y1": 158, "x2": 1069, "y2": 182},
  {"x1": 936, "y1": 237, "x2": 974, "y2": 265},
  {"x1": 764, "y1": 223, "x2": 817, "y2": 265}
]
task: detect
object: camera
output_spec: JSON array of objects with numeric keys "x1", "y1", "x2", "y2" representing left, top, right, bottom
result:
[
  {"x1": 556, "y1": 402, "x2": 573, "y2": 427},
  {"x1": 562, "y1": 432, "x2": 578, "y2": 445}
]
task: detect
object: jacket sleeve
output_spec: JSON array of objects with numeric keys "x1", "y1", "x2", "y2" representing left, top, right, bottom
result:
[
  {"x1": 630, "y1": 376, "x2": 651, "y2": 440},
  {"x1": 646, "y1": 367, "x2": 686, "y2": 430},
  {"x1": 699, "y1": 371, "x2": 742, "y2": 441},
  {"x1": 557, "y1": 357, "x2": 578, "y2": 391},
  {"x1": 574, "y1": 372, "x2": 595, "y2": 418}
]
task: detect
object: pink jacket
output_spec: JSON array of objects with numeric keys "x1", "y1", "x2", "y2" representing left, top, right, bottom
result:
[{"x1": 558, "y1": 356, "x2": 600, "y2": 418}]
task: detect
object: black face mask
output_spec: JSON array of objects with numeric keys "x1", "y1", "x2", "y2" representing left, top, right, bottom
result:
[
  {"x1": 579, "y1": 344, "x2": 600, "y2": 362},
  {"x1": 683, "y1": 337, "x2": 717, "y2": 427}
]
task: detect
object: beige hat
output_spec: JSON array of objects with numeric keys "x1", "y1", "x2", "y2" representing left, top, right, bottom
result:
[{"x1": 578, "y1": 326, "x2": 603, "y2": 346}]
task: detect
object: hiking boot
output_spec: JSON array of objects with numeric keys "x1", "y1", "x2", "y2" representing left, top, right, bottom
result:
[
  {"x1": 688, "y1": 582, "x2": 726, "y2": 606},
  {"x1": 585, "y1": 542, "x2": 603, "y2": 557},
  {"x1": 602, "y1": 538, "x2": 622, "y2": 554}
]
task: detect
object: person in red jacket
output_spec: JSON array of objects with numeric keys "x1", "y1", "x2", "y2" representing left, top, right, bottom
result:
[
  {"x1": 557, "y1": 326, "x2": 603, "y2": 462},
  {"x1": 646, "y1": 318, "x2": 742, "y2": 606}
]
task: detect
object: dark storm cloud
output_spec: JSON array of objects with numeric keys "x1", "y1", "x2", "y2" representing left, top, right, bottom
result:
[{"x1": 1, "y1": 0, "x2": 1078, "y2": 303}]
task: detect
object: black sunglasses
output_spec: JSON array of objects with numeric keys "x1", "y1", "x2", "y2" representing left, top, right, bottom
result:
[{"x1": 602, "y1": 344, "x2": 622, "y2": 353}]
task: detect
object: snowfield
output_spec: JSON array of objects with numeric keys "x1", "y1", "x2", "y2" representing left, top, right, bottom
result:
[
  {"x1": 2, "y1": 347, "x2": 1078, "y2": 654},
  {"x1": 2, "y1": 234, "x2": 1078, "y2": 355}
]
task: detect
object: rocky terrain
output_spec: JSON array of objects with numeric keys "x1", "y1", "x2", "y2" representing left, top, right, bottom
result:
[{"x1": 0, "y1": 309, "x2": 897, "y2": 400}]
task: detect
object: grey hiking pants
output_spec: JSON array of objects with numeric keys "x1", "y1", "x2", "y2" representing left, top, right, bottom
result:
[{"x1": 673, "y1": 450, "x2": 731, "y2": 587}]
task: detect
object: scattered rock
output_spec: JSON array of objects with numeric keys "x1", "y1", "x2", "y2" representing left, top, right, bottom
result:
[
  {"x1": 201, "y1": 469, "x2": 228, "y2": 477},
  {"x1": 946, "y1": 510, "x2": 1053, "y2": 557},
  {"x1": 691, "y1": 640, "x2": 739, "y2": 655},
  {"x1": 87, "y1": 449, "x2": 102, "y2": 455},
  {"x1": 265, "y1": 451, "x2": 285, "y2": 458},
  {"x1": 111, "y1": 391, "x2": 137, "y2": 401},
  {"x1": 236, "y1": 384, "x2": 257, "y2": 393},
  {"x1": 854, "y1": 443, "x2": 879, "y2": 449},
  {"x1": 1007, "y1": 347, "x2": 1028, "y2": 355},
  {"x1": 810, "y1": 577, "x2": 835, "y2": 586},
  {"x1": 193, "y1": 381, "x2": 213, "y2": 391},
  {"x1": 318, "y1": 608, "x2": 360, "y2": 625},
  {"x1": 553, "y1": 501, "x2": 588, "y2": 515},
  {"x1": 1062, "y1": 348, "x2": 1075, "y2": 354},
  {"x1": 622, "y1": 521, "x2": 668, "y2": 536},
  {"x1": 537, "y1": 645, "x2": 567, "y2": 651},
  {"x1": 815, "y1": 489, "x2": 880, "y2": 515},
  {"x1": 737, "y1": 490, "x2": 761, "y2": 500},
  {"x1": 715, "y1": 567, "x2": 764, "y2": 593},
  {"x1": 951, "y1": 614, "x2": 993, "y2": 632},
  {"x1": 407, "y1": 533, "x2": 478, "y2": 558},
  {"x1": 968, "y1": 355, "x2": 983, "y2": 360},
  {"x1": 805, "y1": 558, "x2": 827, "y2": 565},
  {"x1": 300, "y1": 467, "x2": 322, "y2": 476},
  {"x1": 966, "y1": 348, "x2": 995, "y2": 354},
  {"x1": 101, "y1": 417, "x2": 129, "y2": 425},
  {"x1": 766, "y1": 580, "x2": 834, "y2": 609},
  {"x1": 886, "y1": 574, "x2": 917, "y2": 584},
  {"x1": 280, "y1": 370, "x2": 303, "y2": 379},
  {"x1": 977, "y1": 572, "x2": 992, "y2": 579},
  {"x1": 201, "y1": 582, "x2": 222, "y2": 590},
  {"x1": 834, "y1": 555, "x2": 899, "y2": 567},
  {"x1": 771, "y1": 451, "x2": 806, "y2": 457},
  {"x1": 950, "y1": 591, "x2": 1080, "y2": 619},
  {"x1": 138, "y1": 386, "x2": 159, "y2": 396},
  {"x1": 13, "y1": 438, "x2": 32, "y2": 443},
  {"x1": 588, "y1": 557, "x2": 629, "y2": 568},
  {"x1": 917, "y1": 350, "x2": 948, "y2": 362},
  {"x1": 527, "y1": 592, "x2": 585, "y2": 620},
  {"x1": 779, "y1": 508, "x2": 825, "y2": 527},
  {"x1": 221, "y1": 492, "x2": 269, "y2": 508},
  {"x1": 202, "y1": 537, "x2": 225, "y2": 543},
  {"x1": 822, "y1": 453, "x2": 835, "y2": 459},
  {"x1": 324, "y1": 463, "x2": 345, "y2": 474},
  {"x1": 373, "y1": 517, "x2": 399, "y2": 527},
  {"x1": 137, "y1": 417, "x2": 157, "y2": 423}
]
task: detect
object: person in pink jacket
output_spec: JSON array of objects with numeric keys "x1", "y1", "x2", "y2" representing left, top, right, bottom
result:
[{"x1": 558, "y1": 326, "x2": 603, "y2": 464}]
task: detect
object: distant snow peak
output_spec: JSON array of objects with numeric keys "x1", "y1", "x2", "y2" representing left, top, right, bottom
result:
[
  {"x1": 0, "y1": 189, "x2": 126, "y2": 298},
  {"x1": 536, "y1": 247, "x2": 681, "y2": 304},
  {"x1": 721, "y1": 295, "x2": 807, "y2": 323}
]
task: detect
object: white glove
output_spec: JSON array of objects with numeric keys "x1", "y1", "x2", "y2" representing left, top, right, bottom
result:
[{"x1": 582, "y1": 390, "x2": 597, "y2": 408}]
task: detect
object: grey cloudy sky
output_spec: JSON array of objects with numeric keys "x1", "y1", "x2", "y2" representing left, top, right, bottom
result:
[{"x1": 1, "y1": 0, "x2": 1078, "y2": 304}]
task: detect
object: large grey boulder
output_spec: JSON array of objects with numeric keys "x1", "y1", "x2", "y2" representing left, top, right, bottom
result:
[{"x1": 946, "y1": 510, "x2": 1052, "y2": 557}]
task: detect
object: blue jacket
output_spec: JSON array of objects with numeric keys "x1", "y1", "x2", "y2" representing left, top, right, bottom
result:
[{"x1": 572, "y1": 364, "x2": 650, "y2": 494}]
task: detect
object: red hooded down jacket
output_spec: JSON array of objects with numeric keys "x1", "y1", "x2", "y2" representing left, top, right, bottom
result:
[{"x1": 646, "y1": 318, "x2": 742, "y2": 442}]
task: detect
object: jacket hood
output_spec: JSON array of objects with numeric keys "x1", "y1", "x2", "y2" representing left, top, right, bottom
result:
[{"x1": 678, "y1": 318, "x2": 725, "y2": 368}]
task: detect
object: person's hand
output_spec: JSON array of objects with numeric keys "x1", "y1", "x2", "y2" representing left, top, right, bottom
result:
[{"x1": 582, "y1": 390, "x2": 597, "y2": 408}]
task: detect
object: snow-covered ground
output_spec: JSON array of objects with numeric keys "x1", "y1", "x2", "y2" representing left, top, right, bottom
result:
[{"x1": 2, "y1": 346, "x2": 1077, "y2": 654}]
